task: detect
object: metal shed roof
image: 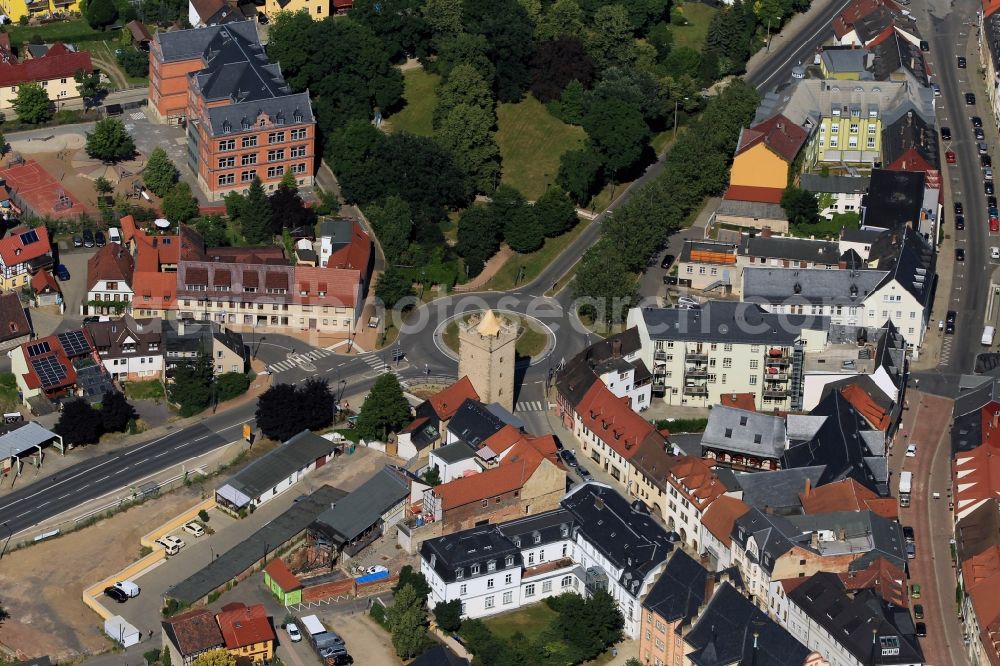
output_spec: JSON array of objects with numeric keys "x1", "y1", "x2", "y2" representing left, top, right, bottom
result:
[{"x1": 0, "y1": 421, "x2": 61, "y2": 459}]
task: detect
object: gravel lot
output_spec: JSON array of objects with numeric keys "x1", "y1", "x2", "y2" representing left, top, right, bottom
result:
[{"x1": 0, "y1": 485, "x2": 203, "y2": 660}]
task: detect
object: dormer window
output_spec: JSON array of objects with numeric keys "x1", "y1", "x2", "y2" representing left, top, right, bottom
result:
[
  {"x1": 471, "y1": 564, "x2": 480, "y2": 575},
  {"x1": 487, "y1": 560, "x2": 496, "y2": 572},
  {"x1": 505, "y1": 555, "x2": 514, "y2": 566},
  {"x1": 513, "y1": 537, "x2": 520, "y2": 547},
  {"x1": 533, "y1": 531, "x2": 541, "y2": 544},
  {"x1": 455, "y1": 567, "x2": 463, "y2": 580},
  {"x1": 560, "y1": 524, "x2": 569, "y2": 537}
]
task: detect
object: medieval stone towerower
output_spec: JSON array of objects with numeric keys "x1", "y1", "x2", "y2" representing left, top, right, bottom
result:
[{"x1": 458, "y1": 310, "x2": 517, "y2": 412}]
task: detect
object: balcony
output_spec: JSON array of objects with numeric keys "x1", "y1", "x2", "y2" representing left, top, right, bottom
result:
[
  {"x1": 763, "y1": 388, "x2": 788, "y2": 399},
  {"x1": 686, "y1": 367, "x2": 708, "y2": 378},
  {"x1": 764, "y1": 372, "x2": 789, "y2": 382},
  {"x1": 766, "y1": 357, "x2": 791, "y2": 367},
  {"x1": 654, "y1": 351, "x2": 668, "y2": 361},
  {"x1": 686, "y1": 352, "x2": 708, "y2": 363},
  {"x1": 522, "y1": 558, "x2": 577, "y2": 580},
  {"x1": 684, "y1": 385, "x2": 709, "y2": 396}
]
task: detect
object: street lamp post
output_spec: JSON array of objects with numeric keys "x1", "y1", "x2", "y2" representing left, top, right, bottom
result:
[
  {"x1": 766, "y1": 16, "x2": 779, "y2": 52},
  {"x1": 673, "y1": 97, "x2": 690, "y2": 139},
  {"x1": 0, "y1": 521, "x2": 12, "y2": 559}
]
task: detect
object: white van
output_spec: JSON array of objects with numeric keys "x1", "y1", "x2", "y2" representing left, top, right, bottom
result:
[
  {"x1": 114, "y1": 580, "x2": 140, "y2": 598},
  {"x1": 984, "y1": 326, "x2": 995, "y2": 346},
  {"x1": 108, "y1": 227, "x2": 122, "y2": 244}
]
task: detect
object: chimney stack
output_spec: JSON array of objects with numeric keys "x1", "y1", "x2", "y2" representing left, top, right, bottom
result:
[
  {"x1": 804, "y1": 478, "x2": 812, "y2": 498},
  {"x1": 811, "y1": 531, "x2": 819, "y2": 548},
  {"x1": 761, "y1": 228, "x2": 773, "y2": 238},
  {"x1": 704, "y1": 572, "x2": 716, "y2": 602}
]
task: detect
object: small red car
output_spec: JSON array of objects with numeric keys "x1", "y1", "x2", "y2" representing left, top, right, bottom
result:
[
  {"x1": 991, "y1": 217, "x2": 999, "y2": 232},
  {"x1": 946, "y1": 150, "x2": 957, "y2": 164}
]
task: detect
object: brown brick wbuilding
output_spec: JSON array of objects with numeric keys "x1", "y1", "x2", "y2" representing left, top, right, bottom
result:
[{"x1": 148, "y1": 21, "x2": 316, "y2": 199}]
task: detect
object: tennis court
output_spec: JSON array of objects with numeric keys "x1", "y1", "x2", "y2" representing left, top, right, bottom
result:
[{"x1": 0, "y1": 159, "x2": 88, "y2": 219}]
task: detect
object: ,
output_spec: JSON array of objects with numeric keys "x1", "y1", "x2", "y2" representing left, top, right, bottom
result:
[
  {"x1": 990, "y1": 218, "x2": 998, "y2": 232},
  {"x1": 910, "y1": 583, "x2": 920, "y2": 599},
  {"x1": 956, "y1": 215, "x2": 965, "y2": 230},
  {"x1": 915, "y1": 622, "x2": 927, "y2": 637},
  {"x1": 286, "y1": 623, "x2": 302, "y2": 642},
  {"x1": 973, "y1": 116, "x2": 984, "y2": 128},
  {"x1": 946, "y1": 150, "x2": 956, "y2": 164},
  {"x1": 905, "y1": 444, "x2": 917, "y2": 457},
  {"x1": 991, "y1": 247, "x2": 999, "y2": 260},
  {"x1": 958, "y1": 56, "x2": 967, "y2": 68},
  {"x1": 103, "y1": 586, "x2": 128, "y2": 603},
  {"x1": 914, "y1": 604, "x2": 924, "y2": 619},
  {"x1": 82, "y1": 229, "x2": 95, "y2": 247},
  {"x1": 956, "y1": 248, "x2": 966, "y2": 262},
  {"x1": 941, "y1": 126, "x2": 951, "y2": 140},
  {"x1": 660, "y1": 254, "x2": 675, "y2": 269},
  {"x1": 967, "y1": 92, "x2": 977, "y2": 104},
  {"x1": 55, "y1": 265, "x2": 70, "y2": 281}
]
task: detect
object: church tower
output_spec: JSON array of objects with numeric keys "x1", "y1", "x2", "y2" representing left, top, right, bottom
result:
[{"x1": 458, "y1": 310, "x2": 517, "y2": 412}]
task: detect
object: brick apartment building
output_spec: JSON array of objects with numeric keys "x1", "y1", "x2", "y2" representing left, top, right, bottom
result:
[{"x1": 148, "y1": 22, "x2": 316, "y2": 199}]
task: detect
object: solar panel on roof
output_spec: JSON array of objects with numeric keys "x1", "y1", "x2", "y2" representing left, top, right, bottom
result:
[
  {"x1": 57, "y1": 330, "x2": 92, "y2": 357},
  {"x1": 26, "y1": 341, "x2": 51, "y2": 357},
  {"x1": 19, "y1": 230, "x2": 39, "y2": 245},
  {"x1": 30, "y1": 357, "x2": 67, "y2": 388}
]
